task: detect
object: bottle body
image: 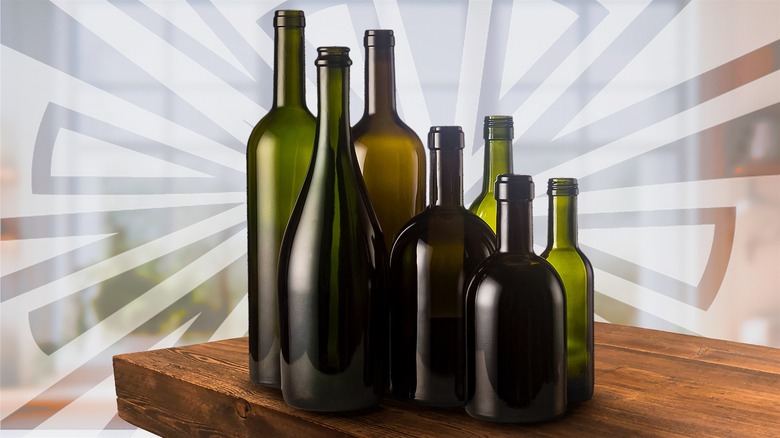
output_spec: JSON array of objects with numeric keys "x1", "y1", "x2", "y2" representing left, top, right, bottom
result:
[
  {"x1": 390, "y1": 126, "x2": 496, "y2": 407},
  {"x1": 541, "y1": 178, "x2": 594, "y2": 404},
  {"x1": 277, "y1": 47, "x2": 388, "y2": 412},
  {"x1": 247, "y1": 10, "x2": 315, "y2": 388},
  {"x1": 469, "y1": 116, "x2": 513, "y2": 232},
  {"x1": 466, "y1": 174, "x2": 567, "y2": 423},
  {"x1": 353, "y1": 30, "x2": 425, "y2": 250}
]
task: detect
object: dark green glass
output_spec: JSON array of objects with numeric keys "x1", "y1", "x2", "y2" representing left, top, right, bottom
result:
[
  {"x1": 466, "y1": 175, "x2": 567, "y2": 423},
  {"x1": 541, "y1": 178, "x2": 594, "y2": 404},
  {"x1": 468, "y1": 116, "x2": 514, "y2": 232},
  {"x1": 278, "y1": 47, "x2": 388, "y2": 412},
  {"x1": 247, "y1": 10, "x2": 315, "y2": 388},
  {"x1": 390, "y1": 126, "x2": 496, "y2": 407},
  {"x1": 353, "y1": 29, "x2": 425, "y2": 250}
]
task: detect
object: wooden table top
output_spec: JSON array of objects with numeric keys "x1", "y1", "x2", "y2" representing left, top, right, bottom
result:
[{"x1": 113, "y1": 322, "x2": 780, "y2": 437}]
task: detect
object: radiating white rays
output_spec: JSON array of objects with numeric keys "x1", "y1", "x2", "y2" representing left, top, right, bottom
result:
[
  {"x1": 500, "y1": 0, "x2": 577, "y2": 99},
  {"x1": 558, "y1": 0, "x2": 780, "y2": 139},
  {"x1": 0, "y1": 228, "x2": 246, "y2": 419},
  {"x1": 209, "y1": 293, "x2": 248, "y2": 341},
  {"x1": 0, "y1": 234, "x2": 115, "y2": 276},
  {"x1": 373, "y1": 0, "x2": 431, "y2": 140},
  {"x1": 51, "y1": 0, "x2": 263, "y2": 143},
  {"x1": 140, "y1": 0, "x2": 254, "y2": 79},
  {"x1": 533, "y1": 69, "x2": 780, "y2": 193},
  {"x1": 1, "y1": 204, "x2": 246, "y2": 311},
  {"x1": 35, "y1": 316, "x2": 197, "y2": 430},
  {"x1": 511, "y1": 0, "x2": 652, "y2": 139}
]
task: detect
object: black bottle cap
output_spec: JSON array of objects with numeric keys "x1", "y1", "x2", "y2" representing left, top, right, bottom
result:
[
  {"x1": 484, "y1": 115, "x2": 513, "y2": 140},
  {"x1": 315, "y1": 47, "x2": 352, "y2": 67},
  {"x1": 495, "y1": 174, "x2": 534, "y2": 201},
  {"x1": 428, "y1": 126, "x2": 464, "y2": 150},
  {"x1": 365, "y1": 30, "x2": 394, "y2": 47},
  {"x1": 547, "y1": 178, "x2": 579, "y2": 196},
  {"x1": 274, "y1": 10, "x2": 305, "y2": 28}
]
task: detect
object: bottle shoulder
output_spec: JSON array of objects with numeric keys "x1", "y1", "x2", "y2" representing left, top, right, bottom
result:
[
  {"x1": 249, "y1": 107, "x2": 316, "y2": 136},
  {"x1": 392, "y1": 207, "x2": 496, "y2": 249},
  {"x1": 353, "y1": 115, "x2": 424, "y2": 145},
  {"x1": 470, "y1": 253, "x2": 564, "y2": 293}
]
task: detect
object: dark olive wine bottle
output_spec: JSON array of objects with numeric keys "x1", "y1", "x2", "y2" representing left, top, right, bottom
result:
[
  {"x1": 465, "y1": 174, "x2": 567, "y2": 423},
  {"x1": 353, "y1": 29, "x2": 425, "y2": 250},
  {"x1": 277, "y1": 46, "x2": 388, "y2": 412},
  {"x1": 541, "y1": 178, "x2": 594, "y2": 404},
  {"x1": 247, "y1": 10, "x2": 315, "y2": 388},
  {"x1": 468, "y1": 115, "x2": 514, "y2": 232},
  {"x1": 390, "y1": 126, "x2": 496, "y2": 407}
]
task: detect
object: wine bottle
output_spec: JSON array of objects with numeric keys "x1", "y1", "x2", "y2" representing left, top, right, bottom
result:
[
  {"x1": 277, "y1": 46, "x2": 388, "y2": 412},
  {"x1": 390, "y1": 126, "x2": 496, "y2": 407},
  {"x1": 541, "y1": 178, "x2": 594, "y2": 404},
  {"x1": 247, "y1": 10, "x2": 315, "y2": 388},
  {"x1": 353, "y1": 29, "x2": 425, "y2": 250},
  {"x1": 465, "y1": 174, "x2": 567, "y2": 422},
  {"x1": 468, "y1": 115, "x2": 514, "y2": 231}
]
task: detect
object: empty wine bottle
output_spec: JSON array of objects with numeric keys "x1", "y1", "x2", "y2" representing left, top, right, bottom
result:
[
  {"x1": 390, "y1": 126, "x2": 496, "y2": 407},
  {"x1": 541, "y1": 178, "x2": 594, "y2": 404},
  {"x1": 466, "y1": 174, "x2": 567, "y2": 423},
  {"x1": 353, "y1": 29, "x2": 425, "y2": 250},
  {"x1": 247, "y1": 10, "x2": 315, "y2": 388},
  {"x1": 277, "y1": 46, "x2": 388, "y2": 412},
  {"x1": 468, "y1": 116, "x2": 514, "y2": 232}
]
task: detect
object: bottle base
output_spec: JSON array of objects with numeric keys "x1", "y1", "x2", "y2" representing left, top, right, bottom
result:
[{"x1": 465, "y1": 406, "x2": 567, "y2": 424}]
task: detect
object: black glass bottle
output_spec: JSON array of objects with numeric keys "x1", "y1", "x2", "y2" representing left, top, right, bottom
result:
[
  {"x1": 465, "y1": 174, "x2": 567, "y2": 422},
  {"x1": 247, "y1": 10, "x2": 315, "y2": 388},
  {"x1": 277, "y1": 47, "x2": 388, "y2": 412},
  {"x1": 390, "y1": 126, "x2": 496, "y2": 407},
  {"x1": 541, "y1": 178, "x2": 594, "y2": 404}
]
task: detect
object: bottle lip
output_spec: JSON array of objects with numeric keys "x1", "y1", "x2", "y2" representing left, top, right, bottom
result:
[
  {"x1": 494, "y1": 174, "x2": 534, "y2": 201},
  {"x1": 364, "y1": 29, "x2": 394, "y2": 47},
  {"x1": 428, "y1": 126, "x2": 464, "y2": 151},
  {"x1": 274, "y1": 10, "x2": 305, "y2": 28},
  {"x1": 484, "y1": 115, "x2": 514, "y2": 140},
  {"x1": 547, "y1": 177, "x2": 579, "y2": 196},
  {"x1": 315, "y1": 47, "x2": 352, "y2": 67}
]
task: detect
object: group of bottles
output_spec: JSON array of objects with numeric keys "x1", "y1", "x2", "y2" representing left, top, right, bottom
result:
[{"x1": 247, "y1": 10, "x2": 593, "y2": 422}]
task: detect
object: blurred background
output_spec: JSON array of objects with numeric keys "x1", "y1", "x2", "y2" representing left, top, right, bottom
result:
[{"x1": 1, "y1": 0, "x2": 778, "y2": 435}]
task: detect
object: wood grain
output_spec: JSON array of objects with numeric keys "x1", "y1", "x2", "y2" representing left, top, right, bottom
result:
[{"x1": 113, "y1": 322, "x2": 780, "y2": 437}]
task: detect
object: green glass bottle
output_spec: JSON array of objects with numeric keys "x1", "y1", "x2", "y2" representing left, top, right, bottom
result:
[
  {"x1": 390, "y1": 126, "x2": 496, "y2": 407},
  {"x1": 277, "y1": 47, "x2": 388, "y2": 412},
  {"x1": 246, "y1": 10, "x2": 315, "y2": 388},
  {"x1": 541, "y1": 178, "x2": 594, "y2": 404},
  {"x1": 353, "y1": 29, "x2": 425, "y2": 250},
  {"x1": 468, "y1": 116, "x2": 514, "y2": 232},
  {"x1": 466, "y1": 174, "x2": 567, "y2": 422}
]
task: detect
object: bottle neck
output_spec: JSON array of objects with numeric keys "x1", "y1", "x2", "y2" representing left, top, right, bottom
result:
[
  {"x1": 481, "y1": 138, "x2": 512, "y2": 194},
  {"x1": 497, "y1": 200, "x2": 534, "y2": 254},
  {"x1": 548, "y1": 195, "x2": 578, "y2": 249},
  {"x1": 429, "y1": 149, "x2": 463, "y2": 207},
  {"x1": 364, "y1": 45, "x2": 397, "y2": 117},
  {"x1": 316, "y1": 63, "x2": 351, "y2": 152},
  {"x1": 273, "y1": 26, "x2": 306, "y2": 108}
]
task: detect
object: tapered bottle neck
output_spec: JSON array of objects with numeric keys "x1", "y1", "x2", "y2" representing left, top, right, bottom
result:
[
  {"x1": 364, "y1": 44, "x2": 397, "y2": 118},
  {"x1": 429, "y1": 148, "x2": 463, "y2": 207},
  {"x1": 481, "y1": 139, "x2": 512, "y2": 195},
  {"x1": 548, "y1": 195, "x2": 578, "y2": 249},
  {"x1": 273, "y1": 24, "x2": 307, "y2": 108},
  {"x1": 315, "y1": 48, "x2": 352, "y2": 153},
  {"x1": 497, "y1": 199, "x2": 534, "y2": 254}
]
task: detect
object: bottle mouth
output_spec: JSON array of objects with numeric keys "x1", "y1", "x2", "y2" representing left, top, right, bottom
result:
[
  {"x1": 365, "y1": 29, "x2": 394, "y2": 47},
  {"x1": 484, "y1": 115, "x2": 514, "y2": 140},
  {"x1": 547, "y1": 178, "x2": 578, "y2": 196},
  {"x1": 315, "y1": 47, "x2": 352, "y2": 67},
  {"x1": 428, "y1": 126, "x2": 464, "y2": 150},
  {"x1": 274, "y1": 10, "x2": 305, "y2": 28},
  {"x1": 494, "y1": 174, "x2": 534, "y2": 201}
]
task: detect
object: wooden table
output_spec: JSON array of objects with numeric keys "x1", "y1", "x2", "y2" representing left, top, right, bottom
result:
[{"x1": 112, "y1": 323, "x2": 780, "y2": 437}]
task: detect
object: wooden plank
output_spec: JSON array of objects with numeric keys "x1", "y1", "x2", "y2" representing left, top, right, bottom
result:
[{"x1": 113, "y1": 323, "x2": 780, "y2": 437}]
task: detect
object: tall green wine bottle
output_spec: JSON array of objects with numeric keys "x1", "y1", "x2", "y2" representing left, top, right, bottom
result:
[
  {"x1": 278, "y1": 47, "x2": 388, "y2": 412},
  {"x1": 468, "y1": 116, "x2": 513, "y2": 231},
  {"x1": 390, "y1": 126, "x2": 496, "y2": 407},
  {"x1": 466, "y1": 175, "x2": 567, "y2": 422},
  {"x1": 247, "y1": 10, "x2": 315, "y2": 388},
  {"x1": 541, "y1": 178, "x2": 594, "y2": 404},
  {"x1": 353, "y1": 29, "x2": 425, "y2": 250}
]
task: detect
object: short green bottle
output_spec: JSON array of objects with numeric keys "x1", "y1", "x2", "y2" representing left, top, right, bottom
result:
[{"x1": 468, "y1": 116, "x2": 514, "y2": 232}]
